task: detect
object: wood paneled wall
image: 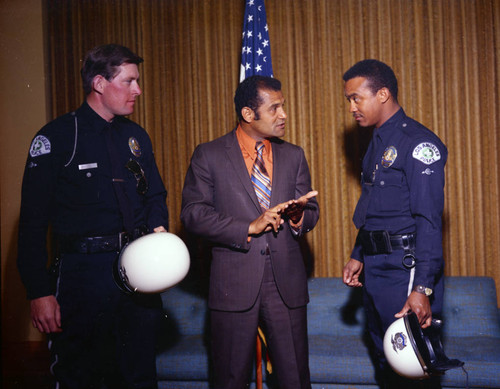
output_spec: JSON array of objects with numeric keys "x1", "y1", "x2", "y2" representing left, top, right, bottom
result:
[{"x1": 45, "y1": 0, "x2": 500, "y2": 302}]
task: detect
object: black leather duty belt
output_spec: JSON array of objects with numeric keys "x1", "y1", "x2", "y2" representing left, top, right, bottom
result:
[
  {"x1": 357, "y1": 229, "x2": 416, "y2": 256},
  {"x1": 57, "y1": 226, "x2": 149, "y2": 254}
]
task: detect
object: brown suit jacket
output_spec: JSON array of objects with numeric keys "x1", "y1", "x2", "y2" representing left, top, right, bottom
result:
[{"x1": 181, "y1": 129, "x2": 319, "y2": 311}]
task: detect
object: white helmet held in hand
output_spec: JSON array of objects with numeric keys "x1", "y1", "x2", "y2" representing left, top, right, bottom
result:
[
  {"x1": 114, "y1": 232, "x2": 190, "y2": 293},
  {"x1": 383, "y1": 312, "x2": 464, "y2": 379}
]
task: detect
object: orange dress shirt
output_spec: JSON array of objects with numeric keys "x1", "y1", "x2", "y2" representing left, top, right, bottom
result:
[{"x1": 236, "y1": 125, "x2": 273, "y2": 182}]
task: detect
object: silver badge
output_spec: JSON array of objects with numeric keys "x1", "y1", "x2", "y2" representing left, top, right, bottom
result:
[{"x1": 128, "y1": 137, "x2": 141, "y2": 157}]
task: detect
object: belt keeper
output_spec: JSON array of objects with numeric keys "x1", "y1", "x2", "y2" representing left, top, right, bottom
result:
[
  {"x1": 401, "y1": 234, "x2": 410, "y2": 251},
  {"x1": 401, "y1": 234, "x2": 416, "y2": 268},
  {"x1": 119, "y1": 232, "x2": 124, "y2": 250}
]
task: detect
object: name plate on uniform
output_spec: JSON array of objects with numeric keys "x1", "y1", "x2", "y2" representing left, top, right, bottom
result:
[{"x1": 78, "y1": 163, "x2": 98, "y2": 170}]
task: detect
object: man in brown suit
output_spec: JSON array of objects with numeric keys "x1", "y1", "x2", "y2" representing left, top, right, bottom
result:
[{"x1": 181, "y1": 75, "x2": 319, "y2": 388}]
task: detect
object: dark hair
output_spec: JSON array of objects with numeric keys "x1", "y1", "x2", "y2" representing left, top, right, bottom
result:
[
  {"x1": 343, "y1": 59, "x2": 398, "y2": 102},
  {"x1": 80, "y1": 44, "x2": 144, "y2": 95},
  {"x1": 234, "y1": 75, "x2": 282, "y2": 121}
]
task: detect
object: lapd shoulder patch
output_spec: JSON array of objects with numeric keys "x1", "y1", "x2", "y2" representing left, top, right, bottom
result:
[
  {"x1": 412, "y1": 142, "x2": 441, "y2": 165},
  {"x1": 29, "y1": 135, "x2": 51, "y2": 157}
]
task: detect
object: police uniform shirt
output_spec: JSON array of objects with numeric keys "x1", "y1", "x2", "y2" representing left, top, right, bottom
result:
[
  {"x1": 351, "y1": 108, "x2": 448, "y2": 288},
  {"x1": 17, "y1": 102, "x2": 168, "y2": 299}
]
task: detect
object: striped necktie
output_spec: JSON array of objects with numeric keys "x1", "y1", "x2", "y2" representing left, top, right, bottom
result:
[{"x1": 251, "y1": 141, "x2": 272, "y2": 210}]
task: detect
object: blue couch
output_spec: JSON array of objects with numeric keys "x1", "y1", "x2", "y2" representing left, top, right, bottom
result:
[{"x1": 156, "y1": 277, "x2": 500, "y2": 388}]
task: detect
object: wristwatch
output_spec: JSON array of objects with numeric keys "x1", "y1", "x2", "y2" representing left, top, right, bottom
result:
[{"x1": 413, "y1": 285, "x2": 433, "y2": 297}]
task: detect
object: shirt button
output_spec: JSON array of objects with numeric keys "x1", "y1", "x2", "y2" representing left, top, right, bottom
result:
[
  {"x1": 380, "y1": 181, "x2": 385, "y2": 186},
  {"x1": 86, "y1": 172, "x2": 92, "y2": 178},
  {"x1": 402, "y1": 123, "x2": 407, "y2": 127}
]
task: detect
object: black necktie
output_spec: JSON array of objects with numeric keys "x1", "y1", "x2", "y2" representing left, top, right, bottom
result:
[
  {"x1": 104, "y1": 122, "x2": 134, "y2": 233},
  {"x1": 353, "y1": 131, "x2": 379, "y2": 228}
]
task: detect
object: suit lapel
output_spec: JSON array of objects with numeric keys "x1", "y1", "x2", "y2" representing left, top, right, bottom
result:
[
  {"x1": 270, "y1": 139, "x2": 283, "y2": 208},
  {"x1": 224, "y1": 130, "x2": 262, "y2": 213}
]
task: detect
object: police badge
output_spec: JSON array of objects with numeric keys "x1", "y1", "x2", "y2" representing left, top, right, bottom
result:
[
  {"x1": 381, "y1": 146, "x2": 397, "y2": 168},
  {"x1": 128, "y1": 137, "x2": 141, "y2": 157}
]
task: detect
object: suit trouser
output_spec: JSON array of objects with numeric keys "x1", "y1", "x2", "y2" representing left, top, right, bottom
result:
[
  {"x1": 210, "y1": 256, "x2": 311, "y2": 389},
  {"x1": 50, "y1": 252, "x2": 163, "y2": 389},
  {"x1": 363, "y1": 249, "x2": 444, "y2": 389}
]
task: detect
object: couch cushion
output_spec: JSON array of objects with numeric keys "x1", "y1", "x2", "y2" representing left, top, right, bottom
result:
[
  {"x1": 158, "y1": 381, "x2": 209, "y2": 389},
  {"x1": 160, "y1": 281, "x2": 208, "y2": 337},
  {"x1": 442, "y1": 277, "x2": 500, "y2": 338},
  {"x1": 157, "y1": 281, "x2": 210, "y2": 381},
  {"x1": 308, "y1": 334, "x2": 375, "y2": 384},
  {"x1": 156, "y1": 334, "x2": 209, "y2": 381},
  {"x1": 440, "y1": 336, "x2": 500, "y2": 388},
  {"x1": 307, "y1": 278, "x2": 365, "y2": 337}
]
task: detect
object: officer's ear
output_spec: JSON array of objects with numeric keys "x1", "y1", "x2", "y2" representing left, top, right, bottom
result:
[
  {"x1": 92, "y1": 75, "x2": 107, "y2": 95},
  {"x1": 241, "y1": 106, "x2": 255, "y2": 123},
  {"x1": 377, "y1": 87, "x2": 391, "y2": 104}
]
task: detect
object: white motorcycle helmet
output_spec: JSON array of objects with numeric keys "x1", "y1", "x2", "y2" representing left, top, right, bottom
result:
[
  {"x1": 383, "y1": 312, "x2": 464, "y2": 379},
  {"x1": 114, "y1": 232, "x2": 190, "y2": 294}
]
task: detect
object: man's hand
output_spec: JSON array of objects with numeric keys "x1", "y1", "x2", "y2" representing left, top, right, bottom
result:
[
  {"x1": 343, "y1": 258, "x2": 364, "y2": 287},
  {"x1": 153, "y1": 226, "x2": 167, "y2": 233},
  {"x1": 248, "y1": 202, "x2": 289, "y2": 235},
  {"x1": 280, "y1": 190, "x2": 318, "y2": 223},
  {"x1": 248, "y1": 191, "x2": 318, "y2": 236},
  {"x1": 395, "y1": 292, "x2": 432, "y2": 328},
  {"x1": 30, "y1": 295, "x2": 62, "y2": 334}
]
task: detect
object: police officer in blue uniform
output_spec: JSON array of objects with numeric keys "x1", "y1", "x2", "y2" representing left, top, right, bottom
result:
[
  {"x1": 342, "y1": 60, "x2": 447, "y2": 389},
  {"x1": 17, "y1": 44, "x2": 169, "y2": 389}
]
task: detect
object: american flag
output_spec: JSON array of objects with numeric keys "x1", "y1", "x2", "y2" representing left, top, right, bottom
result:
[{"x1": 239, "y1": 0, "x2": 273, "y2": 82}]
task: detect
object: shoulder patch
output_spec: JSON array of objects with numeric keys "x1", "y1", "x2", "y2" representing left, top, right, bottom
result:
[
  {"x1": 412, "y1": 142, "x2": 441, "y2": 165},
  {"x1": 29, "y1": 135, "x2": 51, "y2": 157}
]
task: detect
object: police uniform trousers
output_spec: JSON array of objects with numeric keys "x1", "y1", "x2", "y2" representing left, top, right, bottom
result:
[
  {"x1": 362, "y1": 248, "x2": 444, "y2": 389},
  {"x1": 210, "y1": 255, "x2": 311, "y2": 389},
  {"x1": 50, "y1": 251, "x2": 163, "y2": 389}
]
